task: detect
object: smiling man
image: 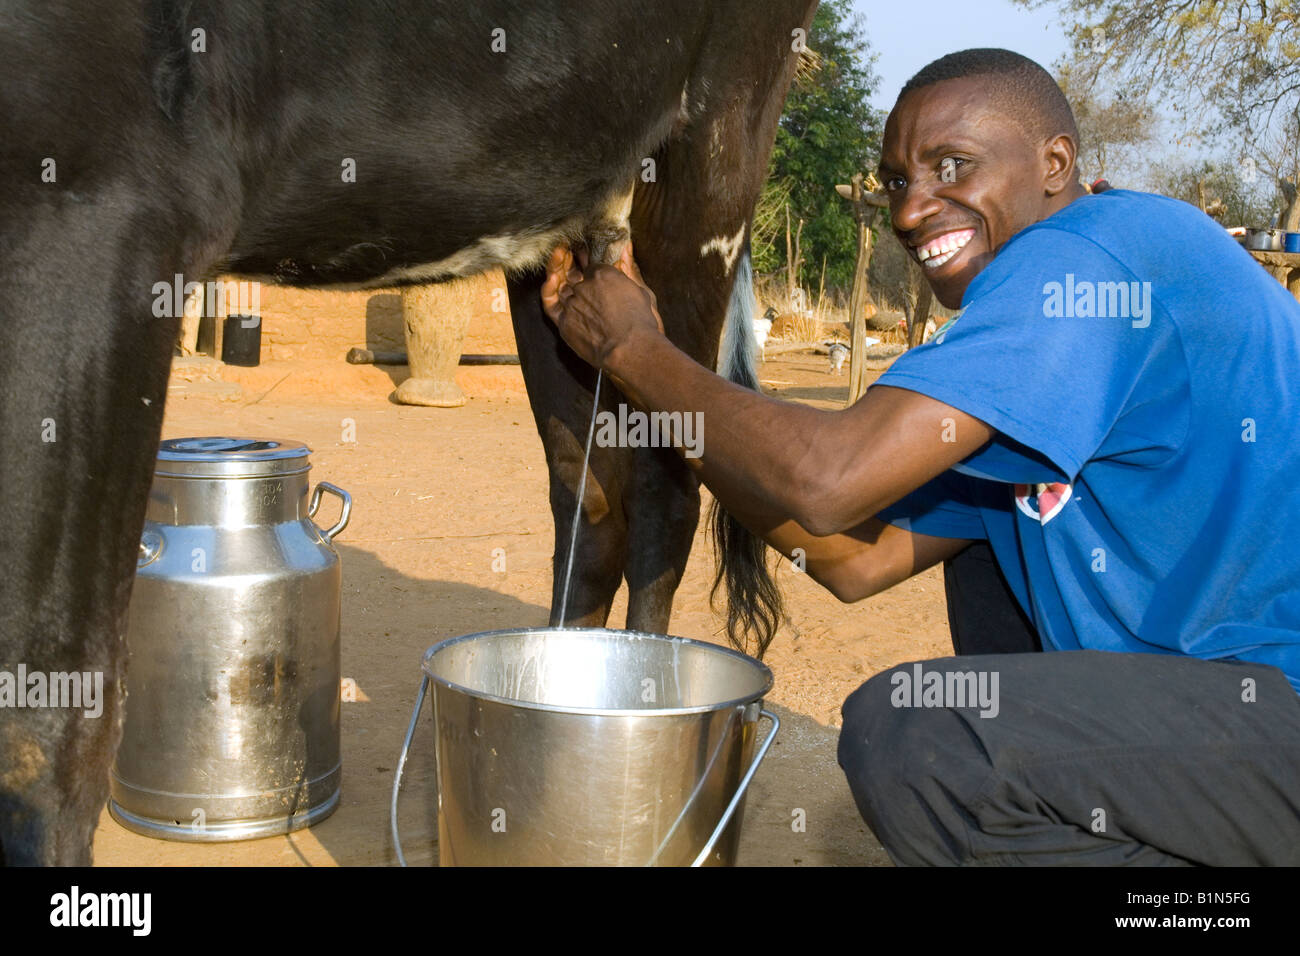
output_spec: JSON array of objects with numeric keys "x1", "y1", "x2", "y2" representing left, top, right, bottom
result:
[{"x1": 543, "y1": 48, "x2": 1300, "y2": 865}]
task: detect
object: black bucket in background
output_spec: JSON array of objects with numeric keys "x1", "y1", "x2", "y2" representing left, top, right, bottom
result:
[
  {"x1": 223, "y1": 315, "x2": 262, "y2": 366},
  {"x1": 196, "y1": 314, "x2": 217, "y2": 357}
]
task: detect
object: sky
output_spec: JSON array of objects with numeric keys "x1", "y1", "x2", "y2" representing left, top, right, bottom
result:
[
  {"x1": 847, "y1": 1, "x2": 1236, "y2": 190},
  {"x1": 850, "y1": 0, "x2": 1073, "y2": 113}
]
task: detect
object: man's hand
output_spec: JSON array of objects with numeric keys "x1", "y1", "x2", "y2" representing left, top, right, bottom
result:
[{"x1": 541, "y1": 243, "x2": 665, "y2": 370}]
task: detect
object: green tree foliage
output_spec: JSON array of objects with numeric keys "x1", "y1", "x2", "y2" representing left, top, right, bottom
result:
[{"x1": 752, "y1": 0, "x2": 884, "y2": 293}]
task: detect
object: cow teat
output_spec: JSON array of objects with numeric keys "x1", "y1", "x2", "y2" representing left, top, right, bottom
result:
[{"x1": 584, "y1": 181, "x2": 636, "y2": 267}]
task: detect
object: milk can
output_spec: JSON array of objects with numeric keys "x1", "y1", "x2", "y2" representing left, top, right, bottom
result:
[{"x1": 110, "y1": 437, "x2": 351, "y2": 842}]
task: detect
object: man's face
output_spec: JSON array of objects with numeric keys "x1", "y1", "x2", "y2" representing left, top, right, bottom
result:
[{"x1": 879, "y1": 76, "x2": 1070, "y2": 309}]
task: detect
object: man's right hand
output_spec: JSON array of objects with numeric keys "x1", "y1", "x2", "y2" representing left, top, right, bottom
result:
[{"x1": 541, "y1": 243, "x2": 665, "y2": 372}]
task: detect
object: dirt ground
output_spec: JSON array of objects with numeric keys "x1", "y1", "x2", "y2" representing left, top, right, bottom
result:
[{"x1": 93, "y1": 300, "x2": 953, "y2": 868}]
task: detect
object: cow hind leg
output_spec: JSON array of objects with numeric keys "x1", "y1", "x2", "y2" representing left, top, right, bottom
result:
[
  {"x1": 617, "y1": 244, "x2": 782, "y2": 652},
  {"x1": 0, "y1": 199, "x2": 186, "y2": 864},
  {"x1": 622, "y1": 446, "x2": 700, "y2": 635},
  {"x1": 628, "y1": 145, "x2": 795, "y2": 657},
  {"x1": 508, "y1": 269, "x2": 631, "y2": 628}
]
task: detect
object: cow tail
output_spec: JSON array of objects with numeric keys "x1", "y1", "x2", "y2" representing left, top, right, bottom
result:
[{"x1": 711, "y1": 245, "x2": 783, "y2": 660}]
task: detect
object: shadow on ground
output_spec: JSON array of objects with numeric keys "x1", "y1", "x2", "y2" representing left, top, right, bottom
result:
[
  {"x1": 95, "y1": 542, "x2": 889, "y2": 867},
  {"x1": 738, "y1": 703, "x2": 891, "y2": 867}
]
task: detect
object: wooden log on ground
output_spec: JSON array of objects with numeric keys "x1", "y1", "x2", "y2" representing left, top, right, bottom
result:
[{"x1": 346, "y1": 347, "x2": 520, "y2": 366}]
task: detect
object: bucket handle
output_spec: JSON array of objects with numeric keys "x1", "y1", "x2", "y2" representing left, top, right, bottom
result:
[
  {"x1": 389, "y1": 679, "x2": 779, "y2": 868},
  {"x1": 391, "y1": 674, "x2": 430, "y2": 868},
  {"x1": 309, "y1": 481, "x2": 352, "y2": 540},
  {"x1": 689, "y1": 707, "x2": 779, "y2": 867}
]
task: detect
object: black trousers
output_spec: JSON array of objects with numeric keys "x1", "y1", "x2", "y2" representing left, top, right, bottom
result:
[
  {"x1": 943, "y1": 540, "x2": 1040, "y2": 656},
  {"x1": 836, "y1": 542, "x2": 1300, "y2": 865}
]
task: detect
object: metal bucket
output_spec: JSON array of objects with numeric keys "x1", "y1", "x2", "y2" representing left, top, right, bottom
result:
[
  {"x1": 1246, "y1": 227, "x2": 1285, "y2": 251},
  {"x1": 110, "y1": 437, "x2": 351, "y2": 842},
  {"x1": 392, "y1": 627, "x2": 778, "y2": 866}
]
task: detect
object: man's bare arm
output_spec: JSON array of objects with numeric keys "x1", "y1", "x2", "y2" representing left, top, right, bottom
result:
[
  {"x1": 602, "y1": 325, "x2": 992, "y2": 536},
  {"x1": 542, "y1": 247, "x2": 992, "y2": 601},
  {"x1": 762, "y1": 515, "x2": 971, "y2": 602}
]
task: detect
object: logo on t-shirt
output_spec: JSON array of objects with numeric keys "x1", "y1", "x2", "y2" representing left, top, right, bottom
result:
[
  {"x1": 1013, "y1": 482, "x2": 1073, "y2": 524},
  {"x1": 929, "y1": 309, "x2": 964, "y2": 345}
]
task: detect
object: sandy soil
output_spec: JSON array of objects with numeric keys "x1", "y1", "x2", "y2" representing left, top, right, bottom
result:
[{"x1": 93, "y1": 308, "x2": 952, "y2": 868}]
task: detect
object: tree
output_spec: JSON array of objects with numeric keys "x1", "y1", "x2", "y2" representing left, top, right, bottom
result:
[
  {"x1": 1057, "y1": 63, "x2": 1156, "y2": 184},
  {"x1": 1147, "y1": 158, "x2": 1278, "y2": 226},
  {"x1": 752, "y1": 0, "x2": 884, "y2": 294},
  {"x1": 1022, "y1": 0, "x2": 1300, "y2": 229}
]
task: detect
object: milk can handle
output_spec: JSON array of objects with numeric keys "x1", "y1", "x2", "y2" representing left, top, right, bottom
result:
[
  {"x1": 690, "y1": 707, "x2": 779, "y2": 867},
  {"x1": 309, "y1": 482, "x2": 352, "y2": 540}
]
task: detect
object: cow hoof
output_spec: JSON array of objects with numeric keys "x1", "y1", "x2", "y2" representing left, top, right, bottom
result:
[{"x1": 393, "y1": 376, "x2": 467, "y2": 407}]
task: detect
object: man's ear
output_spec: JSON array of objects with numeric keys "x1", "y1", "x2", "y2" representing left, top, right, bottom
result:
[{"x1": 1043, "y1": 133, "x2": 1078, "y2": 197}]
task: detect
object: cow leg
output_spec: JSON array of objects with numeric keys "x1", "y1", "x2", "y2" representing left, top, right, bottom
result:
[
  {"x1": 624, "y1": 67, "x2": 810, "y2": 650},
  {"x1": 508, "y1": 269, "x2": 631, "y2": 627},
  {"x1": 0, "y1": 199, "x2": 186, "y2": 865},
  {"x1": 509, "y1": 262, "x2": 700, "y2": 637},
  {"x1": 623, "y1": 447, "x2": 702, "y2": 634},
  {"x1": 616, "y1": 222, "x2": 719, "y2": 636}
]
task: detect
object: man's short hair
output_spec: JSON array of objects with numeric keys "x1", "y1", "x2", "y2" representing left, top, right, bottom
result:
[{"x1": 897, "y1": 48, "x2": 1079, "y2": 147}]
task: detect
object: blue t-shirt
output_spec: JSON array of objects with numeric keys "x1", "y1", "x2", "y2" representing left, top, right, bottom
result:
[{"x1": 876, "y1": 189, "x2": 1300, "y2": 691}]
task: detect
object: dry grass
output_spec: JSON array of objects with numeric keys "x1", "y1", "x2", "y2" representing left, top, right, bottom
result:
[
  {"x1": 756, "y1": 272, "x2": 917, "y2": 350},
  {"x1": 776, "y1": 311, "x2": 824, "y2": 343},
  {"x1": 754, "y1": 267, "x2": 961, "y2": 358}
]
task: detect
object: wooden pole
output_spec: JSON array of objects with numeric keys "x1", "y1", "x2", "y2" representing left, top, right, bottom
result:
[
  {"x1": 815, "y1": 254, "x2": 827, "y2": 325},
  {"x1": 907, "y1": 265, "x2": 932, "y2": 348},
  {"x1": 784, "y1": 204, "x2": 792, "y2": 301},
  {"x1": 838, "y1": 173, "x2": 887, "y2": 404}
]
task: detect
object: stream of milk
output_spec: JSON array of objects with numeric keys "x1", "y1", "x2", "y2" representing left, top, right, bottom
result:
[{"x1": 556, "y1": 369, "x2": 603, "y2": 628}]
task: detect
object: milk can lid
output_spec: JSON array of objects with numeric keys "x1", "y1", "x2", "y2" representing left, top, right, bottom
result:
[{"x1": 155, "y1": 437, "x2": 312, "y2": 477}]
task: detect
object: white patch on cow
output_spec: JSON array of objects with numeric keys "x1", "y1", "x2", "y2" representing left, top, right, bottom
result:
[
  {"x1": 364, "y1": 225, "x2": 581, "y2": 288},
  {"x1": 709, "y1": 118, "x2": 724, "y2": 159},
  {"x1": 699, "y1": 223, "x2": 746, "y2": 276},
  {"x1": 608, "y1": 181, "x2": 635, "y2": 223},
  {"x1": 237, "y1": 222, "x2": 583, "y2": 292}
]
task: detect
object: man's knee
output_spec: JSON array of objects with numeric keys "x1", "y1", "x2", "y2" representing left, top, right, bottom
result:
[
  {"x1": 838, "y1": 662, "x2": 994, "y2": 865},
  {"x1": 839, "y1": 660, "x2": 991, "y2": 770}
]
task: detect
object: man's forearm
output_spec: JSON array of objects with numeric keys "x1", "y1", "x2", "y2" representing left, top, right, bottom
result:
[{"x1": 604, "y1": 327, "x2": 838, "y2": 535}]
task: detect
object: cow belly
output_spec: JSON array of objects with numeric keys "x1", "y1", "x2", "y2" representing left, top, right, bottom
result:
[
  {"x1": 226, "y1": 182, "x2": 635, "y2": 289},
  {"x1": 234, "y1": 221, "x2": 580, "y2": 291},
  {"x1": 369, "y1": 224, "x2": 579, "y2": 285}
]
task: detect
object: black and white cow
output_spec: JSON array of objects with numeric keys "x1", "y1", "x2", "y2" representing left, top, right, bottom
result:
[{"x1": 0, "y1": 0, "x2": 815, "y2": 864}]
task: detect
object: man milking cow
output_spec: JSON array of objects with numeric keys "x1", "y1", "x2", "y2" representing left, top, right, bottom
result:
[
  {"x1": 1, "y1": 0, "x2": 823, "y2": 865},
  {"x1": 544, "y1": 48, "x2": 1300, "y2": 865}
]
